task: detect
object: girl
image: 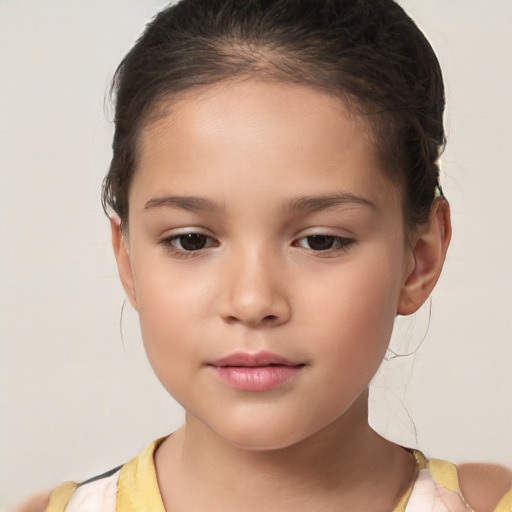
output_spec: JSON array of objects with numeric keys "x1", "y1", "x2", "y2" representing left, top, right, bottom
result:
[{"x1": 14, "y1": 0, "x2": 512, "y2": 510}]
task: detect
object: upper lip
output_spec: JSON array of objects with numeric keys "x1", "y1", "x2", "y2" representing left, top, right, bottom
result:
[{"x1": 209, "y1": 351, "x2": 302, "y2": 367}]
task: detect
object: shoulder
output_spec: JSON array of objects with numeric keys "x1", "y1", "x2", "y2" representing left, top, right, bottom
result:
[
  {"x1": 13, "y1": 438, "x2": 164, "y2": 512},
  {"x1": 457, "y1": 462, "x2": 512, "y2": 512},
  {"x1": 40, "y1": 469, "x2": 119, "y2": 512},
  {"x1": 11, "y1": 491, "x2": 50, "y2": 512},
  {"x1": 14, "y1": 468, "x2": 121, "y2": 512}
]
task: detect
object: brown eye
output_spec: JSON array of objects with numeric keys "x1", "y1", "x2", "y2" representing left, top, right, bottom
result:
[
  {"x1": 304, "y1": 235, "x2": 336, "y2": 251},
  {"x1": 169, "y1": 233, "x2": 213, "y2": 251},
  {"x1": 296, "y1": 234, "x2": 354, "y2": 252}
]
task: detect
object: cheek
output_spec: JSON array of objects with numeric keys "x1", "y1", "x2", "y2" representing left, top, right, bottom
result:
[
  {"x1": 132, "y1": 263, "x2": 215, "y2": 387},
  {"x1": 301, "y1": 251, "x2": 405, "y2": 374}
]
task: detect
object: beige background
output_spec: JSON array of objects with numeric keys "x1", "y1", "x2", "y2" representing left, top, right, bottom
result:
[{"x1": 1, "y1": 0, "x2": 511, "y2": 507}]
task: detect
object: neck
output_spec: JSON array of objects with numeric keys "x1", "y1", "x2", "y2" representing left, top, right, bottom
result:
[{"x1": 155, "y1": 393, "x2": 415, "y2": 512}]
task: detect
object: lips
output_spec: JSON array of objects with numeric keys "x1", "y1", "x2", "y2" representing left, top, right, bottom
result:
[{"x1": 208, "y1": 351, "x2": 304, "y2": 392}]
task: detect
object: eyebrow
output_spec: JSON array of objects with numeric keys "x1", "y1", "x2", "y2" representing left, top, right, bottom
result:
[
  {"x1": 283, "y1": 193, "x2": 376, "y2": 212},
  {"x1": 144, "y1": 196, "x2": 225, "y2": 212},
  {"x1": 144, "y1": 192, "x2": 376, "y2": 213}
]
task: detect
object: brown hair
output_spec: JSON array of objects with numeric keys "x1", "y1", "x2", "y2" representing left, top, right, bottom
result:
[{"x1": 102, "y1": 0, "x2": 445, "y2": 230}]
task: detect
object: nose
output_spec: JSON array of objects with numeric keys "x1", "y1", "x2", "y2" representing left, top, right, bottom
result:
[{"x1": 217, "y1": 248, "x2": 291, "y2": 327}]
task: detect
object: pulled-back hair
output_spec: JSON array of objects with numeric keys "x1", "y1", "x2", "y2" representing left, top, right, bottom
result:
[{"x1": 103, "y1": 0, "x2": 445, "y2": 230}]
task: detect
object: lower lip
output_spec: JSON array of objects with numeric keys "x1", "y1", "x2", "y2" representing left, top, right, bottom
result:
[{"x1": 211, "y1": 365, "x2": 303, "y2": 392}]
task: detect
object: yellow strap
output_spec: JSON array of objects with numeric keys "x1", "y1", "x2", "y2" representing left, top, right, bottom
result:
[
  {"x1": 44, "y1": 481, "x2": 78, "y2": 512},
  {"x1": 392, "y1": 486, "x2": 412, "y2": 512},
  {"x1": 117, "y1": 438, "x2": 166, "y2": 512},
  {"x1": 493, "y1": 486, "x2": 512, "y2": 512},
  {"x1": 428, "y1": 458, "x2": 460, "y2": 493}
]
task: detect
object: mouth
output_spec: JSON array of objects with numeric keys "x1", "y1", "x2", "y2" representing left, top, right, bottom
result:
[
  {"x1": 208, "y1": 351, "x2": 305, "y2": 392},
  {"x1": 209, "y1": 351, "x2": 302, "y2": 368}
]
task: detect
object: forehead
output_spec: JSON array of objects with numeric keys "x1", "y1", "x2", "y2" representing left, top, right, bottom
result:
[
  {"x1": 131, "y1": 79, "x2": 400, "y2": 213},
  {"x1": 140, "y1": 79, "x2": 370, "y2": 153}
]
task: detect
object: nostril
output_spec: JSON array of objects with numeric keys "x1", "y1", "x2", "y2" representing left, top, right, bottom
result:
[{"x1": 224, "y1": 313, "x2": 279, "y2": 325}]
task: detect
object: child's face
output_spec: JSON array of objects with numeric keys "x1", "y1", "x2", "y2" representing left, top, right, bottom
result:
[{"x1": 119, "y1": 80, "x2": 414, "y2": 450}]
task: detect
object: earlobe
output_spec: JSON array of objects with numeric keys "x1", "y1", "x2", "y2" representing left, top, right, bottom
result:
[
  {"x1": 110, "y1": 217, "x2": 139, "y2": 311},
  {"x1": 397, "y1": 198, "x2": 452, "y2": 316}
]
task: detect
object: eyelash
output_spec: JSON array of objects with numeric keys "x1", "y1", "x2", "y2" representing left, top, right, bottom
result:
[{"x1": 159, "y1": 233, "x2": 355, "y2": 257}]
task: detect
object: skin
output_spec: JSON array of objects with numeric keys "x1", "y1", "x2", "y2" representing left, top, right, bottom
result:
[{"x1": 111, "y1": 79, "x2": 452, "y2": 512}]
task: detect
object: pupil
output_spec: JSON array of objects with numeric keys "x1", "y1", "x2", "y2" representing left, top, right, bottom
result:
[
  {"x1": 307, "y1": 235, "x2": 334, "y2": 250},
  {"x1": 180, "y1": 234, "x2": 206, "y2": 251}
]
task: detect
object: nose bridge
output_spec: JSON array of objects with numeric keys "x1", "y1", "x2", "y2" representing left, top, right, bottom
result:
[{"x1": 219, "y1": 241, "x2": 290, "y2": 326}]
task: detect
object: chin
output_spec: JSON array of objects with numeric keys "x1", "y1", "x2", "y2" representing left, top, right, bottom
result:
[
  {"x1": 221, "y1": 429, "x2": 306, "y2": 452},
  {"x1": 208, "y1": 412, "x2": 330, "y2": 452}
]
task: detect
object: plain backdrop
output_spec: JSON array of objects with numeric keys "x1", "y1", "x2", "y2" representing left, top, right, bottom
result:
[{"x1": 1, "y1": 0, "x2": 511, "y2": 507}]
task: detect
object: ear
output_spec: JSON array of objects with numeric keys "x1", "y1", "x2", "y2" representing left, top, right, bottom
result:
[
  {"x1": 397, "y1": 198, "x2": 452, "y2": 316},
  {"x1": 110, "y1": 216, "x2": 138, "y2": 311}
]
